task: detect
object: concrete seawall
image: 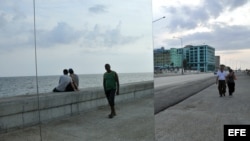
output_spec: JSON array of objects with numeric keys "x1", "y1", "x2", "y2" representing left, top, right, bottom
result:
[
  {"x1": 0, "y1": 81, "x2": 153, "y2": 134},
  {"x1": 155, "y1": 76, "x2": 216, "y2": 114}
]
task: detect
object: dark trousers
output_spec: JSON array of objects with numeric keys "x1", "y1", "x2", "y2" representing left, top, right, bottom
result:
[
  {"x1": 105, "y1": 89, "x2": 116, "y2": 107},
  {"x1": 227, "y1": 82, "x2": 235, "y2": 95},
  {"x1": 218, "y1": 80, "x2": 226, "y2": 96},
  {"x1": 65, "y1": 83, "x2": 74, "y2": 92},
  {"x1": 53, "y1": 83, "x2": 74, "y2": 92},
  {"x1": 53, "y1": 88, "x2": 60, "y2": 92}
]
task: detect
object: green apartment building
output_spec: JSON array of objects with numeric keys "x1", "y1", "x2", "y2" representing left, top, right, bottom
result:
[
  {"x1": 185, "y1": 45, "x2": 215, "y2": 72},
  {"x1": 154, "y1": 45, "x2": 216, "y2": 72},
  {"x1": 170, "y1": 48, "x2": 183, "y2": 68}
]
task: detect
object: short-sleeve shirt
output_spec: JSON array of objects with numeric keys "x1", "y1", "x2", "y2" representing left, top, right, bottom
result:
[
  {"x1": 56, "y1": 75, "x2": 72, "y2": 91},
  {"x1": 70, "y1": 74, "x2": 79, "y2": 87},
  {"x1": 104, "y1": 71, "x2": 117, "y2": 91},
  {"x1": 217, "y1": 70, "x2": 227, "y2": 80}
]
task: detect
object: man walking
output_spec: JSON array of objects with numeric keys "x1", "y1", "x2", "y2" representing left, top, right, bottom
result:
[
  {"x1": 216, "y1": 65, "x2": 227, "y2": 97},
  {"x1": 103, "y1": 64, "x2": 120, "y2": 118}
]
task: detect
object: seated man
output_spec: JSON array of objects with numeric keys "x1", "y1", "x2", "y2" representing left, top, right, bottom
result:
[{"x1": 53, "y1": 69, "x2": 77, "y2": 92}]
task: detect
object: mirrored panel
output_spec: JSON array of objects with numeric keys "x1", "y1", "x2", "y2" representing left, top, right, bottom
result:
[
  {"x1": 0, "y1": 1, "x2": 37, "y2": 97},
  {"x1": 35, "y1": 0, "x2": 154, "y2": 140},
  {"x1": 0, "y1": 0, "x2": 41, "y2": 140}
]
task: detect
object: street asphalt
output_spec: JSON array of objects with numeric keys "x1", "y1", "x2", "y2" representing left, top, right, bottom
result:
[{"x1": 155, "y1": 72, "x2": 250, "y2": 141}]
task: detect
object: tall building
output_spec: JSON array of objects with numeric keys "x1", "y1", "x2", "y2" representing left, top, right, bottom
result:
[
  {"x1": 214, "y1": 56, "x2": 220, "y2": 70},
  {"x1": 170, "y1": 48, "x2": 182, "y2": 67},
  {"x1": 154, "y1": 47, "x2": 171, "y2": 68},
  {"x1": 185, "y1": 45, "x2": 215, "y2": 72}
]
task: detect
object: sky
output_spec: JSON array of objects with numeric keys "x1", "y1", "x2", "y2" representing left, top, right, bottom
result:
[
  {"x1": 0, "y1": 0, "x2": 153, "y2": 77},
  {"x1": 153, "y1": 0, "x2": 250, "y2": 70}
]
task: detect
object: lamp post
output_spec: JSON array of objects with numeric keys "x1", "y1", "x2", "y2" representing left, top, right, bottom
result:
[
  {"x1": 162, "y1": 48, "x2": 164, "y2": 69},
  {"x1": 153, "y1": 16, "x2": 165, "y2": 73},
  {"x1": 152, "y1": 16, "x2": 165, "y2": 23},
  {"x1": 173, "y1": 37, "x2": 184, "y2": 75}
]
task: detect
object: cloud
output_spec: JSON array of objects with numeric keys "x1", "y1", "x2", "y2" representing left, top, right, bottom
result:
[
  {"x1": 226, "y1": 0, "x2": 248, "y2": 11},
  {"x1": 37, "y1": 22, "x2": 81, "y2": 46},
  {"x1": 36, "y1": 22, "x2": 141, "y2": 48},
  {"x1": 80, "y1": 22, "x2": 141, "y2": 48},
  {"x1": 166, "y1": 24, "x2": 250, "y2": 51},
  {"x1": 209, "y1": 25, "x2": 250, "y2": 50},
  {"x1": 163, "y1": 5, "x2": 211, "y2": 31},
  {"x1": 156, "y1": 0, "x2": 250, "y2": 52},
  {"x1": 0, "y1": 13, "x2": 8, "y2": 27},
  {"x1": 0, "y1": 1, "x2": 34, "y2": 51},
  {"x1": 88, "y1": 4, "x2": 108, "y2": 14},
  {"x1": 203, "y1": 0, "x2": 223, "y2": 18},
  {"x1": 0, "y1": 14, "x2": 33, "y2": 51},
  {"x1": 163, "y1": 0, "x2": 249, "y2": 32}
]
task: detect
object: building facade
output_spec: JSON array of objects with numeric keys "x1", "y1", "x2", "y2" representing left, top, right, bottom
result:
[
  {"x1": 154, "y1": 45, "x2": 216, "y2": 72},
  {"x1": 154, "y1": 47, "x2": 184, "y2": 69},
  {"x1": 154, "y1": 47, "x2": 171, "y2": 68},
  {"x1": 170, "y1": 48, "x2": 182, "y2": 67},
  {"x1": 185, "y1": 45, "x2": 215, "y2": 72},
  {"x1": 214, "y1": 56, "x2": 220, "y2": 70}
]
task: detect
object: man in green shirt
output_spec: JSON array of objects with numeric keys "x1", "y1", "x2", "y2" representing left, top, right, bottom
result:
[{"x1": 103, "y1": 64, "x2": 120, "y2": 118}]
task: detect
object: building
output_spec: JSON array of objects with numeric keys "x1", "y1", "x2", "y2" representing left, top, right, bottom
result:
[
  {"x1": 185, "y1": 45, "x2": 215, "y2": 72},
  {"x1": 214, "y1": 56, "x2": 220, "y2": 70},
  {"x1": 154, "y1": 47, "x2": 183, "y2": 68},
  {"x1": 170, "y1": 48, "x2": 182, "y2": 67},
  {"x1": 154, "y1": 44, "x2": 216, "y2": 72},
  {"x1": 154, "y1": 47, "x2": 171, "y2": 68}
]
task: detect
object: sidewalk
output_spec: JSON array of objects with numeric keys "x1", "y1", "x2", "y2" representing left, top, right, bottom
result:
[
  {"x1": 155, "y1": 72, "x2": 250, "y2": 141},
  {"x1": 0, "y1": 95, "x2": 154, "y2": 141}
]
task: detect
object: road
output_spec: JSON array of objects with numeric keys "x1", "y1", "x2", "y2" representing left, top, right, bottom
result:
[{"x1": 154, "y1": 73, "x2": 216, "y2": 114}]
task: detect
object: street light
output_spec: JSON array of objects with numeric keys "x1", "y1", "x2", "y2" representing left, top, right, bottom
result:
[
  {"x1": 153, "y1": 16, "x2": 166, "y2": 74},
  {"x1": 173, "y1": 36, "x2": 184, "y2": 75},
  {"x1": 152, "y1": 16, "x2": 165, "y2": 23}
]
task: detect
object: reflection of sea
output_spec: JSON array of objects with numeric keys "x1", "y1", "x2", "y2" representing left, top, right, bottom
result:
[{"x1": 0, "y1": 73, "x2": 152, "y2": 98}]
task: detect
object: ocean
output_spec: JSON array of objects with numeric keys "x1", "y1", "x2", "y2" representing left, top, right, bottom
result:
[{"x1": 0, "y1": 73, "x2": 153, "y2": 98}]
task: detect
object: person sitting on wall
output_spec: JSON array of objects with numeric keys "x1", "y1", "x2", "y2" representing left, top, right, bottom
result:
[
  {"x1": 69, "y1": 68, "x2": 79, "y2": 90},
  {"x1": 53, "y1": 69, "x2": 77, "y2": 92}
]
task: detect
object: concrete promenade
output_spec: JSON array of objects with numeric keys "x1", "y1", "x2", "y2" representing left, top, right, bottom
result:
[
  {"x1": 0, "y1": 95, "x2": 154, "y2": 141},
  {"x1": 1, "y1": 72, "x2": 249, "y2": 141},
  {"x1": 0, "y1": 81, "x2": 153, "y2": 134},
  {"x1": 155, "y1": 72, "x2": 250, "y2": 141}
]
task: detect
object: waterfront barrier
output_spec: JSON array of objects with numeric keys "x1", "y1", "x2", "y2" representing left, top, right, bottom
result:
[{"x1": 0, "y1": 81, "x2": 153, "y2": 134}]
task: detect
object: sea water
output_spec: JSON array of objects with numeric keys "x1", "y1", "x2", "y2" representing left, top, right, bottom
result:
[{"x1": 0, "y1": 73, "x2": 153, "y2": 98}]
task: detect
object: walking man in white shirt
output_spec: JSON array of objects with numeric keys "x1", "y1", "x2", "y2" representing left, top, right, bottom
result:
[{"x1": 216, "y1": 65, "x2": 227, "y2": 97}]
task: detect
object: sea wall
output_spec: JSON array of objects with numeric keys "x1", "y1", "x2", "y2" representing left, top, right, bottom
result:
[{"x1": 0, "y1": 81, "x2": 153, "y2": 133}]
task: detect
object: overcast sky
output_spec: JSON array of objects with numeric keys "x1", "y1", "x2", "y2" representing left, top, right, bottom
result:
[
  {"x1": 0, "y1": 0, "x2": 153, "y2": 77},
  {"x1": 153, "y1": 0, "x2": 250, "y2": 70}
]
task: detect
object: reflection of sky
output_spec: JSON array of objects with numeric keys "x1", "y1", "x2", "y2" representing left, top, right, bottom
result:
[
  {"x1": 153, "y1": 0, "x2": 250, "y2": 70},
  {"x1": 0, "y1": 0, "x2": 153, "y2": 77}
]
